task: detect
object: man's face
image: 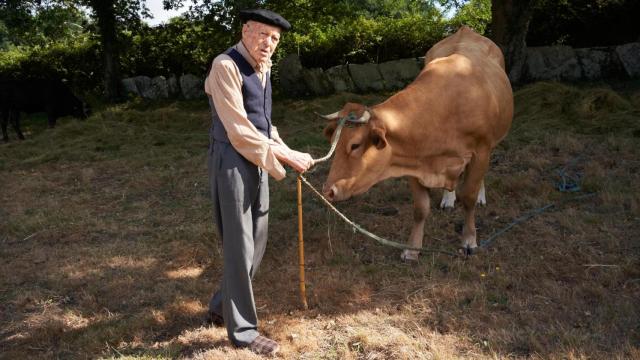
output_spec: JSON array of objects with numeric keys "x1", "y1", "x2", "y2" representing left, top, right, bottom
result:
[{"x1": 242, "y1": 20, "x2": 281, "y2": 64}]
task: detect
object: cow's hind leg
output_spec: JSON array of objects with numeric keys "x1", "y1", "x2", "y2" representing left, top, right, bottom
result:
[
  {"x1": 1, "y1": 109, "x2": 8, "y2": 142},
  {"x1": 458, "y1": 152, "x2": 490, "y2": 255},
  {"x1": 440, "y1": 189, "x2": 456, "y2": 209},
  {"x1": 477, "y1": 180, "x2": 486, "y2": 205},
  {"x1": 440, "y1": 180, "x2": 486, "y2": 209},
  {"x1": 401, "y1": 177, "x2": 431, "y2": 261},
  {"x1": 10, "y1": 111, "x2": 25, "y2": 140}
]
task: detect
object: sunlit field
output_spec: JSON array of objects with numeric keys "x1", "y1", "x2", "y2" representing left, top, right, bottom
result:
[{"x1": 1, "y1": 81, "x2": 639, "y2": 359}]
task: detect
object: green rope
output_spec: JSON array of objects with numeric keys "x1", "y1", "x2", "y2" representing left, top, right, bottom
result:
[{"x1": 479, "y1": 192, "x2": 597, "y2": 248}]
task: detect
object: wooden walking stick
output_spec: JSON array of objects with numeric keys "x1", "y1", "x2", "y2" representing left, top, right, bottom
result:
[
  {"x1": 294, "y1": 116, "x2": 347, "y2": 310},
  {"x1": 297, "y1": 175, "x2": 309, "y2": 309}
]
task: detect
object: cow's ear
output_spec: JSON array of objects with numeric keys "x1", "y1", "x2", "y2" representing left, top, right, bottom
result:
[
  {"x1": 323, "y1": 121, "x2": 338, "y2": 141},
  {"x1": 370, "y1": 127, "x2": 387, "y2": 150}
]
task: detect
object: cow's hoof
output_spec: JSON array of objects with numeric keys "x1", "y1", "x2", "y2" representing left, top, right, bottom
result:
[
  {"x1": 440, "y1": 205, "x2": 455, "y2": 212},
  {"x1": 400, "y1": 249, "x2": 419, "y2": 262},
  {"x1": 439, "y1": 201, "x2": 455, "y2": 210},
  {"x1": 459, "y1": 246, "x2": 480, "y2": 256}
]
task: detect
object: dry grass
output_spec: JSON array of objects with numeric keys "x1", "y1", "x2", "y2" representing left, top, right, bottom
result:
[{"x1": 1, "y1": 81, "x2": 639, "y2": 359}]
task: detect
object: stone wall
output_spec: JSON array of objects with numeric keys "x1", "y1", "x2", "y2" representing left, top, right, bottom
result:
[
  {"x1": 121, "y1": 41, "x2": 640, "y2": 100},
  {"x1": 121, "y1": 74, "x2": 204, "y2": 100},
  {"x1": 279, "y1": 41, "x2": 640, "y2": 97}
]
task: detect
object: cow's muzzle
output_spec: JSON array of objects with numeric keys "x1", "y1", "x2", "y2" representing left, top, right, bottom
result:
[{"x1": 322, "y1": 183, "x2": 339, "y2": 202}]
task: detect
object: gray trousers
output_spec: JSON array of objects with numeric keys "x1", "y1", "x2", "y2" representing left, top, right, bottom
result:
[{"x1": 207, "y1": 140, "x2": 269, "y2": 347}]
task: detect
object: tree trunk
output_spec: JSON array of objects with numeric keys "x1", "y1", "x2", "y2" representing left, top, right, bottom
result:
[
  {"x1": 489, "y1": 0, "x2": 538, "y2": 84},
  {"x1": 91, "y1": 0, "x2": 121, "y2": 102}
]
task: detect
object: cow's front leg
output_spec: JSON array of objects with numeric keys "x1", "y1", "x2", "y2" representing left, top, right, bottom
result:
[
  {"x1": 458, "y1": 153, "x2": 490, "y2": 255},
  {"x1": 401, "y1": 177, "x2": 431, "y2": 261}
]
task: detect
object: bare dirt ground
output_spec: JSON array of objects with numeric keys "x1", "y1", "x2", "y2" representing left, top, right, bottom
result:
[{"x1": 1, "y1": 82, "x2": 639, "y2": 359}]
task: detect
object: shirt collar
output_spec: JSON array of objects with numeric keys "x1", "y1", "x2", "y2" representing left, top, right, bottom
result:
[{"x1": 236, "y1": 41, "x2": 271, "y2": 74}]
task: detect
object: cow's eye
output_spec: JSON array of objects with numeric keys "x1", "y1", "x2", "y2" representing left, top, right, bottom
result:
[{"x1": 350, "y1": 143, "x2": 360, "y2": 151}]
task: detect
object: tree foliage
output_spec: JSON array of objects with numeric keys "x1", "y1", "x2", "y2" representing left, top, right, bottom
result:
[
  {"x1": 447, "y1": 0, "x2": 490, "y2": 34},
  {"x1": 2, "y1": 0, "x2": 639, "y2": 95},
  {"x1": 527, "y1": 0, "x2": 640, "y2": 47},
  {"x1": 0, "y1": 0, "x2": 89, "y2": 49}
]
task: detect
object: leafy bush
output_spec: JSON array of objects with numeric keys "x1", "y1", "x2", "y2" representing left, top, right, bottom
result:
[
  {"x1": 0, "y1": 4, "x2": 489, "y2": 94},
  {"x1": 0, "y1": 36, "x2": 101, "y2": 93},
  {"x1": 278, "y1": 12, "x2": 448, "y2": 69},
  {"x1": 121, "y1": 17, "x2": 235, "y2": 77}
]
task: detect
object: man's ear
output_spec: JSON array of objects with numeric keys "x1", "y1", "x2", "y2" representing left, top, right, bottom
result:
[
  {"x1": 370, "y1": 126, "x2": 387, "y2": 149},
  {"x1": 323, "y1": 121, "x2": 338, "y2": 141}
]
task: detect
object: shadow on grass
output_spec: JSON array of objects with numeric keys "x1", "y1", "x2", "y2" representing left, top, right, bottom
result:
[{"x1": 1, "y1": 83, "x2": 639, "y2": 359}]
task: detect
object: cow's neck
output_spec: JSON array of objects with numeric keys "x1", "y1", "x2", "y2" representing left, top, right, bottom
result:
[{"x1": 374, "y1": 98, "x2": 464, "y2": 190}]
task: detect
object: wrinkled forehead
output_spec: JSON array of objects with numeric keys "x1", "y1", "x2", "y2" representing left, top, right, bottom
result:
[{"x1": 245, "y1": 20, "x2": 282, "y2": 36}]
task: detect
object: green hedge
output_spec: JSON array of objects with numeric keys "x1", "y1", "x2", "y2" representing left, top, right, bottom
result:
[
  {"x1": 278, "y1": 13, "x2": 447, "y2": 69},
  {"x1": 0, "y1": 13, "x2": 480, "y2": 94},
  {"x1": 0, "y1": 37, "x2": 101, "y2": 93}
]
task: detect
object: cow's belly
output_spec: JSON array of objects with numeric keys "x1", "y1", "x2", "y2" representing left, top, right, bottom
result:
[{"x1": 415, "y1": 154, "x2": 470, "y2": 191}]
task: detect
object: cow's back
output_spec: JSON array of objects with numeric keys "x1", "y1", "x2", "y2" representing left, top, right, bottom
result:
[
  {"x1": 382, "y1": 25, "x2": 512, "y2": 153},
  {"x1": 425, "y1": 26, "x2": 505, "y2": 70},
  {"x1": 0, "y1": 80, "x2": 47, "y2": 113},
  {"x1": 0, "y1": 79, "x2": 81, "y2": 115}
]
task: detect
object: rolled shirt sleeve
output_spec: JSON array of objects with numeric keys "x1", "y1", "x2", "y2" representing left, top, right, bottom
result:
[
  {"x1": 270, "y1": 125, "x2": 288, "y2": 148},
  {"x1": 205, "y1": 55, "x2": 286, "y2": 180}
]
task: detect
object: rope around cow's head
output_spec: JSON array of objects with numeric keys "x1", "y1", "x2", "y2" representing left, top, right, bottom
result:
[{"x1": 311, "y1": 109, "x2": 371, "y2": 166}]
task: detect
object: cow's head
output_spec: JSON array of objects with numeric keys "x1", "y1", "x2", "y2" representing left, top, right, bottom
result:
[
  {"x1": 59, "y1": 79, "x2": 90, "y2": 120},
  {"x1": 69, "y1": 99, "x2": 90, "y2": 120},
  {"x1": 321, "y1": 102, "x2": 392, "y2": 202}
]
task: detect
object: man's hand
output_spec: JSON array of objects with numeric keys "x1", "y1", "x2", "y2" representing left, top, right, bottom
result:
[{"x1": 272, "y1": 144, "x2": 313, "y2": 173}]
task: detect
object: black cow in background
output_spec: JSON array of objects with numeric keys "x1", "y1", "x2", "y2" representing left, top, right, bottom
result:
[{"x1": 0, "y1": 79, "x2": 90, "y2": 142}]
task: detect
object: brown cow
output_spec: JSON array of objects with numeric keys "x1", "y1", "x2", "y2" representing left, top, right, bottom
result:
[{"x1": 320, "y1": 26, "x2": 513, "y2": 259}]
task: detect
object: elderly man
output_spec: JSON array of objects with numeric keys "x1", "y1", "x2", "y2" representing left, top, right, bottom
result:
[{"x1": 204, "y1": 8, "x2": 312, "y2": 356}]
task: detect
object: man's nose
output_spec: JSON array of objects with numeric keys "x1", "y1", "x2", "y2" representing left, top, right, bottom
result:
[{"x1": 264, "y1": 37, "x2": 275, "y2": 47}]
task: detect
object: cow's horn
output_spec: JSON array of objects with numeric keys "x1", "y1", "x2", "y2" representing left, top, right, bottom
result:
[
  {"x1": 315, "y1": 111, "x2": 340, "y2": 120},
  {"x1": 350, "y1": 109, "x2": 370, "y2": 124}
]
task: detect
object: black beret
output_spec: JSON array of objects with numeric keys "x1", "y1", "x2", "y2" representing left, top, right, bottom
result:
[{"x1": 239, "y1": 9, "x2": 291, "y2": 31}]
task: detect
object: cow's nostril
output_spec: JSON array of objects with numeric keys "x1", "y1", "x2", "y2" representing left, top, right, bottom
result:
[
  {"x1": 322, "y1": 184, "x2": 335, "y2": 201},
  {"x1": 324, "y1": 185, "x2": 338, "y2": 201}
]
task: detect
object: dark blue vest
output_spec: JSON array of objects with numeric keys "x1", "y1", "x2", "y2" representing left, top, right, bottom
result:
[{"x1": 210, "y1": 48, "x2": 272, "y2": 143}]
